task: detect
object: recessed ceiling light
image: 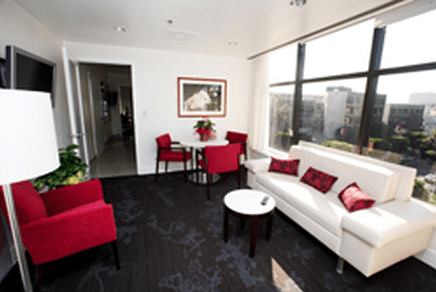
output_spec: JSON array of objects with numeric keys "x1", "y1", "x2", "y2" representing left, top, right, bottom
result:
[{"x1": 114, "y1": 26, "x2": 127, "y2": 33}]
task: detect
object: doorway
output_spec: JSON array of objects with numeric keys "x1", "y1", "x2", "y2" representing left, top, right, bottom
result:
[{"x1": 79, "y1": 63, "x2": 136, "y2": 178}]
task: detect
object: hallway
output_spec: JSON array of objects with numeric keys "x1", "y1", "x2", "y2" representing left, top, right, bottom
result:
[{"x1": 90, "y1": 136, "x2": 136, "y2": 178}]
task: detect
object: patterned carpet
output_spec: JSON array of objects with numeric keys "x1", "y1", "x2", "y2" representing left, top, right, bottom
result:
[{"x1": 2, "y1": 170, "x2": 436, "y2": 291}]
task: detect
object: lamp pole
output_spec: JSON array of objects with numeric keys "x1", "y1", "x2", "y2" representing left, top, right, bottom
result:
[{"x1": 2, "y1": 184, "x2": 34, "y2": 292}]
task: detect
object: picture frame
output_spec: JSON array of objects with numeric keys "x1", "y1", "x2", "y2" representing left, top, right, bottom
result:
[{"x1": 178, "y1": 77, "x2": 227, "y2": 118}]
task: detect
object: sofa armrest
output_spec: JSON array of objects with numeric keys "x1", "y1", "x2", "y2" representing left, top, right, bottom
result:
[
  {"x1": 341, "y1": 199, "x2": 436, "y2": 248},
  {"x1": 40, "y1": 179, "x2": 104, "y2": 216},
  {"x1": 244, "y1": 158, "x2": 271, "y2": 173}
]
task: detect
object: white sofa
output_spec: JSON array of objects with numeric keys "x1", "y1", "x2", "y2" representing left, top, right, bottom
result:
[{"x1": 245, "y1": 141, "x2": 436, "y2": 277}]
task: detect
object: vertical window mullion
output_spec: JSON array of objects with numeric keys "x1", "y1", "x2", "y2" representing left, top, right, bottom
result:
[
  {"x1": 292, "y1": 43, "x2": 306, "y2": 146},
  {"x1": 358, "y1": 27, "x2": 386, "y2": 153}
]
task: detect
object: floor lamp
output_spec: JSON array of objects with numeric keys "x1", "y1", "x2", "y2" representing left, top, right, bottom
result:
[{"x1": 0, "y1": 89, "x2": 60, "y2": 292}]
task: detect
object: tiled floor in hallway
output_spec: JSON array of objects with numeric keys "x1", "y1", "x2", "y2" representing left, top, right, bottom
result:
[{"x1": 90, "y1": 136, "x2": 136, "y2": 179}]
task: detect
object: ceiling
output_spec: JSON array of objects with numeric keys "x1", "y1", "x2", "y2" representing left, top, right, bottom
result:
[{"x1": 14, "y1": 0, "x2": 411, "y2": 59}]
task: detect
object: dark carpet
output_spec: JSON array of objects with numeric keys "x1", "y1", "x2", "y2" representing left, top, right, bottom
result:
[{"x1": 2, "y1": 169, "x2": 436, "y2": 292}]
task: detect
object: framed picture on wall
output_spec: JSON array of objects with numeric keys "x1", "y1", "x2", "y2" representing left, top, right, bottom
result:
[{"x1": 178, "y1": 77, "x2": 227, "y2": 118}]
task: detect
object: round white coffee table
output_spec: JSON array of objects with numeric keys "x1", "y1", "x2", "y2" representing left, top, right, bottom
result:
[{"x1": 223, "y1": 189, "x2": 276, "y2": 257}]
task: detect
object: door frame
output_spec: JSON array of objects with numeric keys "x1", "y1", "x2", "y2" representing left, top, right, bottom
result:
[{"x1": 62, "y1": 46, "x2": 90, "y2": 168}]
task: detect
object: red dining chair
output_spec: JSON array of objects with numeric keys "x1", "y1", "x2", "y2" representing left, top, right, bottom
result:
[
  {"x1": 155, "y1": 133, "x2": 192, "y2": 183},
  {"x1": 0, "y1": 179, "x2": 120, "y2": 285},
  {"x1": 196, "y1": 144, "x2": 241, "y2": 200},
  {"x1": 225, "y1": 131, "x2": 248, "y2": 161}
]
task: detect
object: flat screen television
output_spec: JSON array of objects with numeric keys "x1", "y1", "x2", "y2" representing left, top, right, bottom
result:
[{"x1": 5, "y1": 45, "x2": 56, "y2": 107}]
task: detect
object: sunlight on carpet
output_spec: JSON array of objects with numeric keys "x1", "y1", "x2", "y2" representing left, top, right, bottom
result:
[{"x1": 271, "y1": 258, "x2": 303, "y2": 292}]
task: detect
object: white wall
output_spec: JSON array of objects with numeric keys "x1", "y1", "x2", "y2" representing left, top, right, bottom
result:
[
  {"x1": 65, "y1": 41, "x2": 252, "y2": 175},
  {"x1": 0, "y1": 0, "x2": 71, "y2": 148},
  {"x1": 0, "y1": 0, "x2": 71, "y2": 281}
]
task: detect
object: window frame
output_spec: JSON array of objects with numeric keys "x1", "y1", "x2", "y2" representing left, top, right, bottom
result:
[{"x1": 268, "y1": 24, "x2": 436, "y2": 155}]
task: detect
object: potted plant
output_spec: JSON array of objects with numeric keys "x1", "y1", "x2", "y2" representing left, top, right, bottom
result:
[
  {"x1": 193, "y1": 117, "x2": 216, "y2": 141},
  {"x1": 33, "y1": 144, "x2": 88, "y2": 191}
]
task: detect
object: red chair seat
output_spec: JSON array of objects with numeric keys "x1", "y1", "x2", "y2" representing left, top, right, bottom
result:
[{"x1": 160, "y1": 150, "x2": 192, "y2": 162}]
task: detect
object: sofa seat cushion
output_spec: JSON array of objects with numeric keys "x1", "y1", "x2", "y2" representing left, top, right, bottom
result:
[
  {"x1": 256, "y1": 172, "x2": 348, "y2": 237},
  {"x1": 341, "y1": 199, "x2": 436, "y2": 248}
]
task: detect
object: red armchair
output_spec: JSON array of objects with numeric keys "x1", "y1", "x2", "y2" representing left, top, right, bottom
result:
[
  {"x1": 196, "y1": 144, "x2": 241, "y2": 200},
  {"x1": 156, "y1": 133, "x2": 192, "y2": 183},
  {"x1": 0, "y1": 179, "x2": 120, "y2": 279},
  {"x1": 225, "y1": 131, "x2": 248, "y2": 161}
]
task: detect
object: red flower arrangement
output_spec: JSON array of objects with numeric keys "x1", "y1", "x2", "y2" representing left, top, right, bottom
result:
[{"x1": 193, "y1": 117, "x2": 216, "y2": 141}]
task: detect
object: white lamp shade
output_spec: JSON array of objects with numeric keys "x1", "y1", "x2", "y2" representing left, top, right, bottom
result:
[{"x1": 0, "y1": 89, "x2": 60, "y2": 184}]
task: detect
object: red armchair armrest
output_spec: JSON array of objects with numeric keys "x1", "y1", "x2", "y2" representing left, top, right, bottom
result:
[
  {"x1": 40, "y1": 179, "x2": 105, "y2": 216},
  {"x1": 21, "y1": 201, "x2": 117, "y2": 265}
]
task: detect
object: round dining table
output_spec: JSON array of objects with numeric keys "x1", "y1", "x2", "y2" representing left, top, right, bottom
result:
[{"x1": 180, "y1": 136, "x2": 229, "y2": 184}]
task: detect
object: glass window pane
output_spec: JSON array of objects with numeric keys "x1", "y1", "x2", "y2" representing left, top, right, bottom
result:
[
  {"x1": 268, "y1": 44, "x2": 297, "y2": 84},
  {"x1": 381, "y1": 9, "x2": 436, "y2": 69},
  {"x1": 304, "y1": 19, "x2": 374, "y2": 79},
  {"x1": 367, "y1": 70, "x2": 436, "y2": 204},
  {"x1": 269, "y1": 85, "x2": 294, "y2": 152},
  {"x1": 300, "y1": 79, "x2": 367, "y2": 151}
]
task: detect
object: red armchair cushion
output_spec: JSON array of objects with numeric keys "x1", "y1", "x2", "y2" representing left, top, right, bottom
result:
[
  {"x1": 338, "y1": 182, "x2": 375, "y2": 212},
  {"x1": 268, "y1": 157, "x2": 300, "y2": 176},
  {"x1": 40, "y1": 179, "x2": 104, "y2": 216},
  {"x1": 0, "y1": 181, "x2": 48, "y2": 226},
  {"x1": 300, "y1": 167, "x2": 338, "y2": 194}
]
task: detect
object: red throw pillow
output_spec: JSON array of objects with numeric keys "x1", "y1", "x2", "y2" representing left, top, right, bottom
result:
[
  {"x1": 300, "y1": 167, "x2": 338, "y2": 194},
  {"x1": 338, "y1": 182, "x2": 375, "y2": 212},
  {"x1": 268, "y1": 157, "x2": 300, "y2": 176}
]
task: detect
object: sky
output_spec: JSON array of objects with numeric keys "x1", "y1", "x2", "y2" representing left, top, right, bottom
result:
[{"x1": 269, "y1": 9, "x2": 436, "y2": 105}]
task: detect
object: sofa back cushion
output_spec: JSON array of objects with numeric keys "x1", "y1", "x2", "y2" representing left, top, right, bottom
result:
[
  {"x1": 298, "y1": 141, "x2": 416, "y2": 201},
  {"x1": 289, "y1": 145, "x2": 401, "y2": 204},
  {"x1": 288, "y1": 146, "x2": 318, "y2": 176}
]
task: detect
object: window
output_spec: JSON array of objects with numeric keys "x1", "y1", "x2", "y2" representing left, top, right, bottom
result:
[
  {"x1": 269, "y1": 85, "x2": 295, "y2": 152},
  {"x1": 368, "y1": 71, "x2": 436, "y2": 203},
  {"x1": 381, "y1": 9, "x2": 436, "y2": 69},
  {"x1": 300, "y1": 79, "x2": 366, "y2": 146},
  {"x1": 269, "y1": 45, "x2": 297, "y2": 84},
  {"x1": 304, "y1": 20, "x2": 373, "y2": 79},
  {"x1": 263, "y1": 8, "x2": 436, "y2": 205},
  {"x1": 268, "y1": 44, "x2": 298, "y2": 152}
]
